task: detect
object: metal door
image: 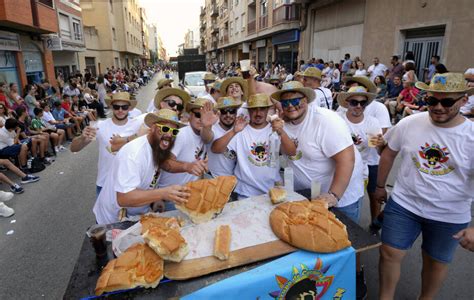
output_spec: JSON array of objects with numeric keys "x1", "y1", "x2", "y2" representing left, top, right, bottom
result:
[{"x1": 403, "y1": 37, "x2": 443, "y2": 81}]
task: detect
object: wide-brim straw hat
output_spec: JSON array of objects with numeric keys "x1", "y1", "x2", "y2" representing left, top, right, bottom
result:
[
  {"x1": 144, "y1": 109, "x2": 186, "y2": 128},
  {"x1": 302, "y1": 67, "x2": 322, "y2": 80},
  {"x1": 105, "y1": 92, "x2": 137, "y2": 109},
  {"x1": 155, "y1": 78, "x2": 173, "y2": 90},
  {"x1": 415, "y1": 73, "x2": 474, "y2": 95},
  {"x1": 203, "y1": 72, "x2": 216, "y2": 81},
  {"x1": 215, "y1": 96, "x2": 242, "y2": 110},
  {"x1": 154, "y1": 88, "x2": 191, "y2": 110},
  {"x1": 207, "y1": 80, "x2": 222, "y2": 91},
  {"x1": 245, "y1": 93, "x2": 273, "y2": 109},
  {"x1": 337, "y1": 86, "x2": 376, "y2": 108},
  {"x1": 342, "y1": 75, "x2": 377, "y2": 93},
  {"x1": 271, "y1": 81, "x2": 316, "y2": 103},
  {"x1": 220, "y1": 77, "x2": 249, "y2": 100},
  {"x1": 186, "y1": 97, "x2": 213, "y2": 112}
]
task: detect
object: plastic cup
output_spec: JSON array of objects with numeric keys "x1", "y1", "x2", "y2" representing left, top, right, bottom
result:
[
  {"x1": 88, "y1": 120, "x2": 98, "y2": 141},
  {"x1": 240, "y1": 59, "x2": 251, "y2": 72},
  {"x1": 311, "y1": 179, "x2": 321, "y2": 199},
  {"x1": 367, "y1": 128, "x2": 382, "y2": 148},
  {"x1": 87, "y1": 224, "x2": 107, "y2": 257}
]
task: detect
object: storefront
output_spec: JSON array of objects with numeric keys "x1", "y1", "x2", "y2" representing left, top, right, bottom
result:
[
  {"x1": 272, "y1": 30, "x2": 299, "y2": 73},
  {"x1": 0, "y1": 30, "x2": 21, "y2": 87},
  {"x1": 21, "y1": 39, "x2": 46, "y2": 84}
]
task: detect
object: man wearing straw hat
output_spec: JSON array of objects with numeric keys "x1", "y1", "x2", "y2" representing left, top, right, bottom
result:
[
  {"x1": 212, "y1": 94, "x2": 296, "y2": 199},
  {"x1": 71, "y1": 92, "x2": 143, "y2": 197},
  {"x1": 220, "y1": 77, "x2": 249, "y2": 118},
  {"x1": 374, "y1": 73, "x2": 474, "y2": 299},
  {"x1": 199, "y1": 72, "x2": 217, "y2": 103},
  {"x1": 200, "y1": 96, "x2": 241, "y2": 177},
  {"x1": 93, "y1": 109, "x2": 190, "y2": 225},
  {"x1": 302, "y1": 67, "x2": 333, "y2": 110},
  {"x1": 146, "y1": 78, "x2": 174, "y2": 113},
  {"x1": 157, "y1": 98, "x2": 210, "y2": 210},
  {"x1": 139, "y1": 87, "x2": 191, "y2": 126},
  {"x1": 201, "y1": 80, "x2": 222, "y2": 104}
]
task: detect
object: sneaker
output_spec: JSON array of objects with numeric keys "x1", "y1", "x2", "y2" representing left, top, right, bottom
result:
[
  {"x1": 46, "y1": 157, "x2": 55, "y2": 163},
  {"x1": 41, "y1": 158, "x2": 51, "y2": 166},
  {"x1": 54, "y1": 146, "x2": 60, "y2": 153},
  {"x1": 356, "y1": 267, "x2": 368, "y2": 300},
  {"x1": 58, "y1": 145, "x2": 67, "y2": 152},
  {"x1": 21, "y1": 175, "x2": 40, "y2": 184},
  {"x1": 0, "y1": 202, "x2": 14, "y2": 217},
  {"x1": 0, "y1": 191, "x2": 14, "y2": 202},
  {"x1": 10, "y1": 184, "x2": 24, "y2": 194}
]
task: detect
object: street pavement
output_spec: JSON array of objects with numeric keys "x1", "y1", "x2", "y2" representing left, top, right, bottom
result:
[{"x1": 0, "y1": 73, "x2": 472, "y2": 299}]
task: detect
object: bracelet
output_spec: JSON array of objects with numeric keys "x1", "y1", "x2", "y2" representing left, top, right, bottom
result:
[{"x1": 328, "y1": 190, "x2": 340, "y2": 202}]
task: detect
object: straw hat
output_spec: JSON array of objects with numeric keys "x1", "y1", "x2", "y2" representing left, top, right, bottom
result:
[
  {"x1": 245, "y1": 93, "x2": 273, "y2": 109},
  {"x1": 105, "y1": 92, "x2": 137, "y2": 109},
  {"x1": 342, "y1": 76, "x2": 377, "y2": 93},
  {"x1": 155, "y1": 78, "x2": 173, "y2": 90},
  {"x1": 302, "y1": 67, "x2": 322, "y2": 80},
  {"x1": 203, "y1": 72, "x2": 216, "y2": 81},
  {"x1": 215, "y1": 96, "x2": 242, "y2": 110},
  {"x1": 207, "y1": 80, "x2": 222, "y2": 91},
  {"x1": 271, "y1": 81, "x2": 316, "y2": 103},
  {"x1": 154, "y1": 88, "x2": 191, "y2": 110},
  {"x1": 220, "y1": 77, "x2": 249, "y2": 100},
  {"x1": 186, "y1": 97, "x2": 213, "y2": 112},
  {"x1": 337, "y1": 86, "x2": 376, "y2": 108},
  {"x1": 269, "y1": 75, "x2": 280, "y2": 83},
  {"x1": 415, "y1": 73, "x2": 474, "y2": 95},
  {"x1": 144, "y1": 109, "x2": 186, "y2": 128}
]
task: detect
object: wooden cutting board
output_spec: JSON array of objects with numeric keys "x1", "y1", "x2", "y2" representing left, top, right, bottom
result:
[{"x1": 164, "y1": 239, "x2": 296, "y2": 280}]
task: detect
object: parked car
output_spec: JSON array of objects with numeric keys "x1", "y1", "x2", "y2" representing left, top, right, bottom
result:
[{"x1": 180, "y1": 71, "x2": 206, "y2": 98}]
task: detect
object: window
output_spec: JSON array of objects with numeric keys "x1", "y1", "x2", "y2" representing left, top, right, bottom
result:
[
  {"x1": 129, "y1": 12, "x2": 131, "y2": 22},
  {"x1": 235, "y1": 17, "x2": 239, "y2": 34},
  {"x1": 72, "y1": 19, "x2": 82, "y2": 41},
  {"x1": 260, "y1": 0, "x2": 268, "y2": 16},
  {"x1": 127, "y1": 32, "x2": 129, "y2": 43},
  {"x1": 112, "y1": 28, "x2": 116, "y2": 40},
  {"x1": 229, "y1": 21, "x2": 233, "y2": 36},
  {"x1": 235, "y1": 0, "x2": 238, "y2": 5},
  {"x1": 38, "y1": 0, "x2": 54, "y2": 8},
  {"x1": 109, "y1": 0, "x2": 113, "y2": 12},
  {"x1": 59, "y1": 13, "x2": 71, "y2": 39},
  {"x1": 241, "y1": 13, "x2": 245, "y2": 31}
]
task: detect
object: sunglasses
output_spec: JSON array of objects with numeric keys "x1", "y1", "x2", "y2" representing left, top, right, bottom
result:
[
  {"x1": 220, "y1": 108, "x2": 237, "y2": 115},
  {"x1": 112, "y1": 104, "x2": 130, "y2": 110},
  {"x1": 348, "y1": 99, "x2": 369, "y2": 107},
  {"x1": 281, "y1": 98, "x2": 303, "y2": 108},
  {"x1": 426, "y1": 95, "x2": 464, "y2": 107},
  {"x1": 191, "y1": 111, "x2": 201, "y2": 118},
  {"x1": 164, "y1": 99, "x2": 184, "y2": 111},
  {"x1": 155, "y1": 124, "x2": 180, "y2": 136}
]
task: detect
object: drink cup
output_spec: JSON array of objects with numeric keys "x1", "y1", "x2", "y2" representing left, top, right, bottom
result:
[
  {"x1": 367, "y1": 128, "x2": 382, "y2": 148},
  {"x1": 88, "y1": 120, "x2": 98, "y2": 141},
  {"x1": 240, "y1": 59, "x2": 251, "y2": 72},
  {"x1": 87, "y1": 224, "x2": 107, "y2": 257},
  {"x1": 311, "y1": 179, "x2": 321, "y2": 199}
]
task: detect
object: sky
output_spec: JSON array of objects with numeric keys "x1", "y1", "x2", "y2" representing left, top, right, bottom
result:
[{"x1": 140, "y1": 0, "x2": 201, "y2": 57}]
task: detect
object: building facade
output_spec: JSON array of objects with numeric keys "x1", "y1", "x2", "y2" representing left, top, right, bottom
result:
[
  {"x1": 79, "y1": 0, "x2": 146, "y2": 74},
  {"x1": 52, "y1": 0, "x2": 86, "y2": 79},
  {"x1": 0, "y1": 0, "x2": 58, "y2": 87},
  {"x1": 298, "y1": 0, "x2": 474, "y2": 80},
  {"x1": 200, "y1": 0, "x2": 302, "y2": 73}
]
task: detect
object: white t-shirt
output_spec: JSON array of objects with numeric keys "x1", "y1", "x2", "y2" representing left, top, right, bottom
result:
[
  {"x1": 199, "y1": 92, "x2": 216, "y2": 104},
  {"x1": 237, "y1": 102, "x2": 249, "y2": 119},
  {"x1": 0, "y1": 126, "x2": 15, "y2": 149},
  {"x1": 0, "y1": 116, "x2": 6, "y2": 127},
  {"x1": 385, "y1": 112, "x2": 474, "y2": 223},
  {"x1": 128, "y1": 108, "x2": 142, "y2": 119},
  {"x1": 337, "y1": 101, "x2": 391, "y2": 130},
  {"x1": 332, "y1": 68, "x2": 341, "y2": 84},
  {"x1": 339, "y1": 112, "x2": 382, "y2": 171},
  {"x1": 207, "y1": 123, "x2": 236, "y2": 177},
  {"x1": 158, "y1": 125, "x2": 207, "y2": 187},
  {"x1": 367, "y1": 63, "x2": 388, "y2": 81},
  {"x1": 42, "y1": 111, "x2": 56, "y2": 124},
  {"x1": 93, "y1": 136, "x2": 158, "y2": 224},
  {"x1": 310, "y1": 87, "x2": 333, "y2": 110},
  {"x1": 146, "y1": 99, "x2": 156, "y2": 113},
  {"x1": 460, "y1": 95, "x2": 474, "y2": 115},
  {"x1": 355, "y1": 69, "x2": 368, "y2": 77},
  {"x1": 227, "y1": 123, "x2": 281, "y2": 197},
  {"x1": 283, "y1": 107, "x2": 364, "y2": 207},
  {"x1": 96, "y1": 118, "x2": 142, "y2": 187}
]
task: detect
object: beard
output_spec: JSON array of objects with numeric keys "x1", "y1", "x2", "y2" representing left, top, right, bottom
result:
[{"x1": 150, "y1": 133, "x2": 175, "y2": 167}]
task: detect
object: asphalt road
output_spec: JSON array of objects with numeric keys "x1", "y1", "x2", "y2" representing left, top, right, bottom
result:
[{"x1": 0, "y1": 73, "x2": 472, "y2": 299}]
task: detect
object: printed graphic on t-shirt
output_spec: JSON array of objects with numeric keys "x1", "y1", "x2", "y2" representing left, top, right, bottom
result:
[
  {"x1": 288, "y1": 138, "x2": 302, "y2": 161},
  {"x1": 149, "y1": 169, "x2": 160, "y2": 188},
  {"x1": 248, "y1": 141, "x2": 269, "y2": 166},
  {"x1": 224, "y1": 149, "x2": 236, "y2": 160},
  {"x1": 351, "y1": 133, "x2": 362, "y2": 146},
  {"x1": 194, "y1": 145, "x2": 207, "y2": 160},
  {"x1": 412, "y1": 143, "x2": 454, "y2": 176}
]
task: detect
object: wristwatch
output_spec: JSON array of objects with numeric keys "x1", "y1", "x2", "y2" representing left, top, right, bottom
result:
[{"x1": 328, "y1": 190, "x2": 340, "y2": 202}]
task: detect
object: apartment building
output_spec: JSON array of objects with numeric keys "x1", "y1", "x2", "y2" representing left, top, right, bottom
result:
[
  {"x1": 51, "y1": 0, "x2": 86, "y2": 78},
  {"x1": 79, "y1": 0, "x2": 145, "y2": 74},
  {"x1": 140, "y1": 8, "x2": 150, "y2": 66},
  {"x1": 298, "y1": 0, "x2": 474, "y2": 80},
  {"x1": 0, "y1": 0, "x2": 58, "y2": 87},
  {"x1": 200, "y1": 0, "x2": 302, "y2": 72}
]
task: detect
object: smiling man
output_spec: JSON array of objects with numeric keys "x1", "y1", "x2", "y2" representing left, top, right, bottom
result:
[
  {"x1": 93, "y1": 109, "x2": 190, "y2": 225},
  {"x1": 374, "y1": 73, "x2": 474, "y2": 300}
]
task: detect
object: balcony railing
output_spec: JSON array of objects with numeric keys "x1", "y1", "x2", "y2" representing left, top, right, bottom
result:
[
  {"x1": 273, "y1": 4, "x2": 301, "y2": 25},
  {"x1": 247, "y1": 19, "x2": 256, "y2": 34},
  {"x1": 259, "y1": 15, "x2": 268, "y2": 30},
  {"x1": 210, "y1": 5, "x2": 218, "y2": 17},
  {"x1": 211, "y1": 23, "x2": 219, "y2": 34}
]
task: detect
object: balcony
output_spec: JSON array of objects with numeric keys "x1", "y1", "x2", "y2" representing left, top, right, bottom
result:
[
  {"x1": 273, "y1": 4, "x2": 301, "y2": 25},
  {"x1": 0, "y1": 0, "x2": 57, "y2": 33},
  {"x1": 200, "y1": 6, "x2": 205, "y2": 16},
  {"x1": 200, "y1": 19, "x2": 206, "y2": 30},
  {"x1": 211, "y1": 23, "x2": 219, "y2": 34},
  {"x1": 248, "y1": 0, "x2": 256, "y2": 6},
  {"x1": 212, "y1": 41, "x2": 218, "y2": 49},
  {"x1": 32, "y1": 0, "x2": 58, "y2": 33},
  {"x1": 259, "y1": 15, "x2": 268, "y2": 30},
  {"x1": 210, "y1": 5, "x2": 218, "y2": 17},
  {"x1": 247, "y1": 19, "x2": 256, "y2": 35}
]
